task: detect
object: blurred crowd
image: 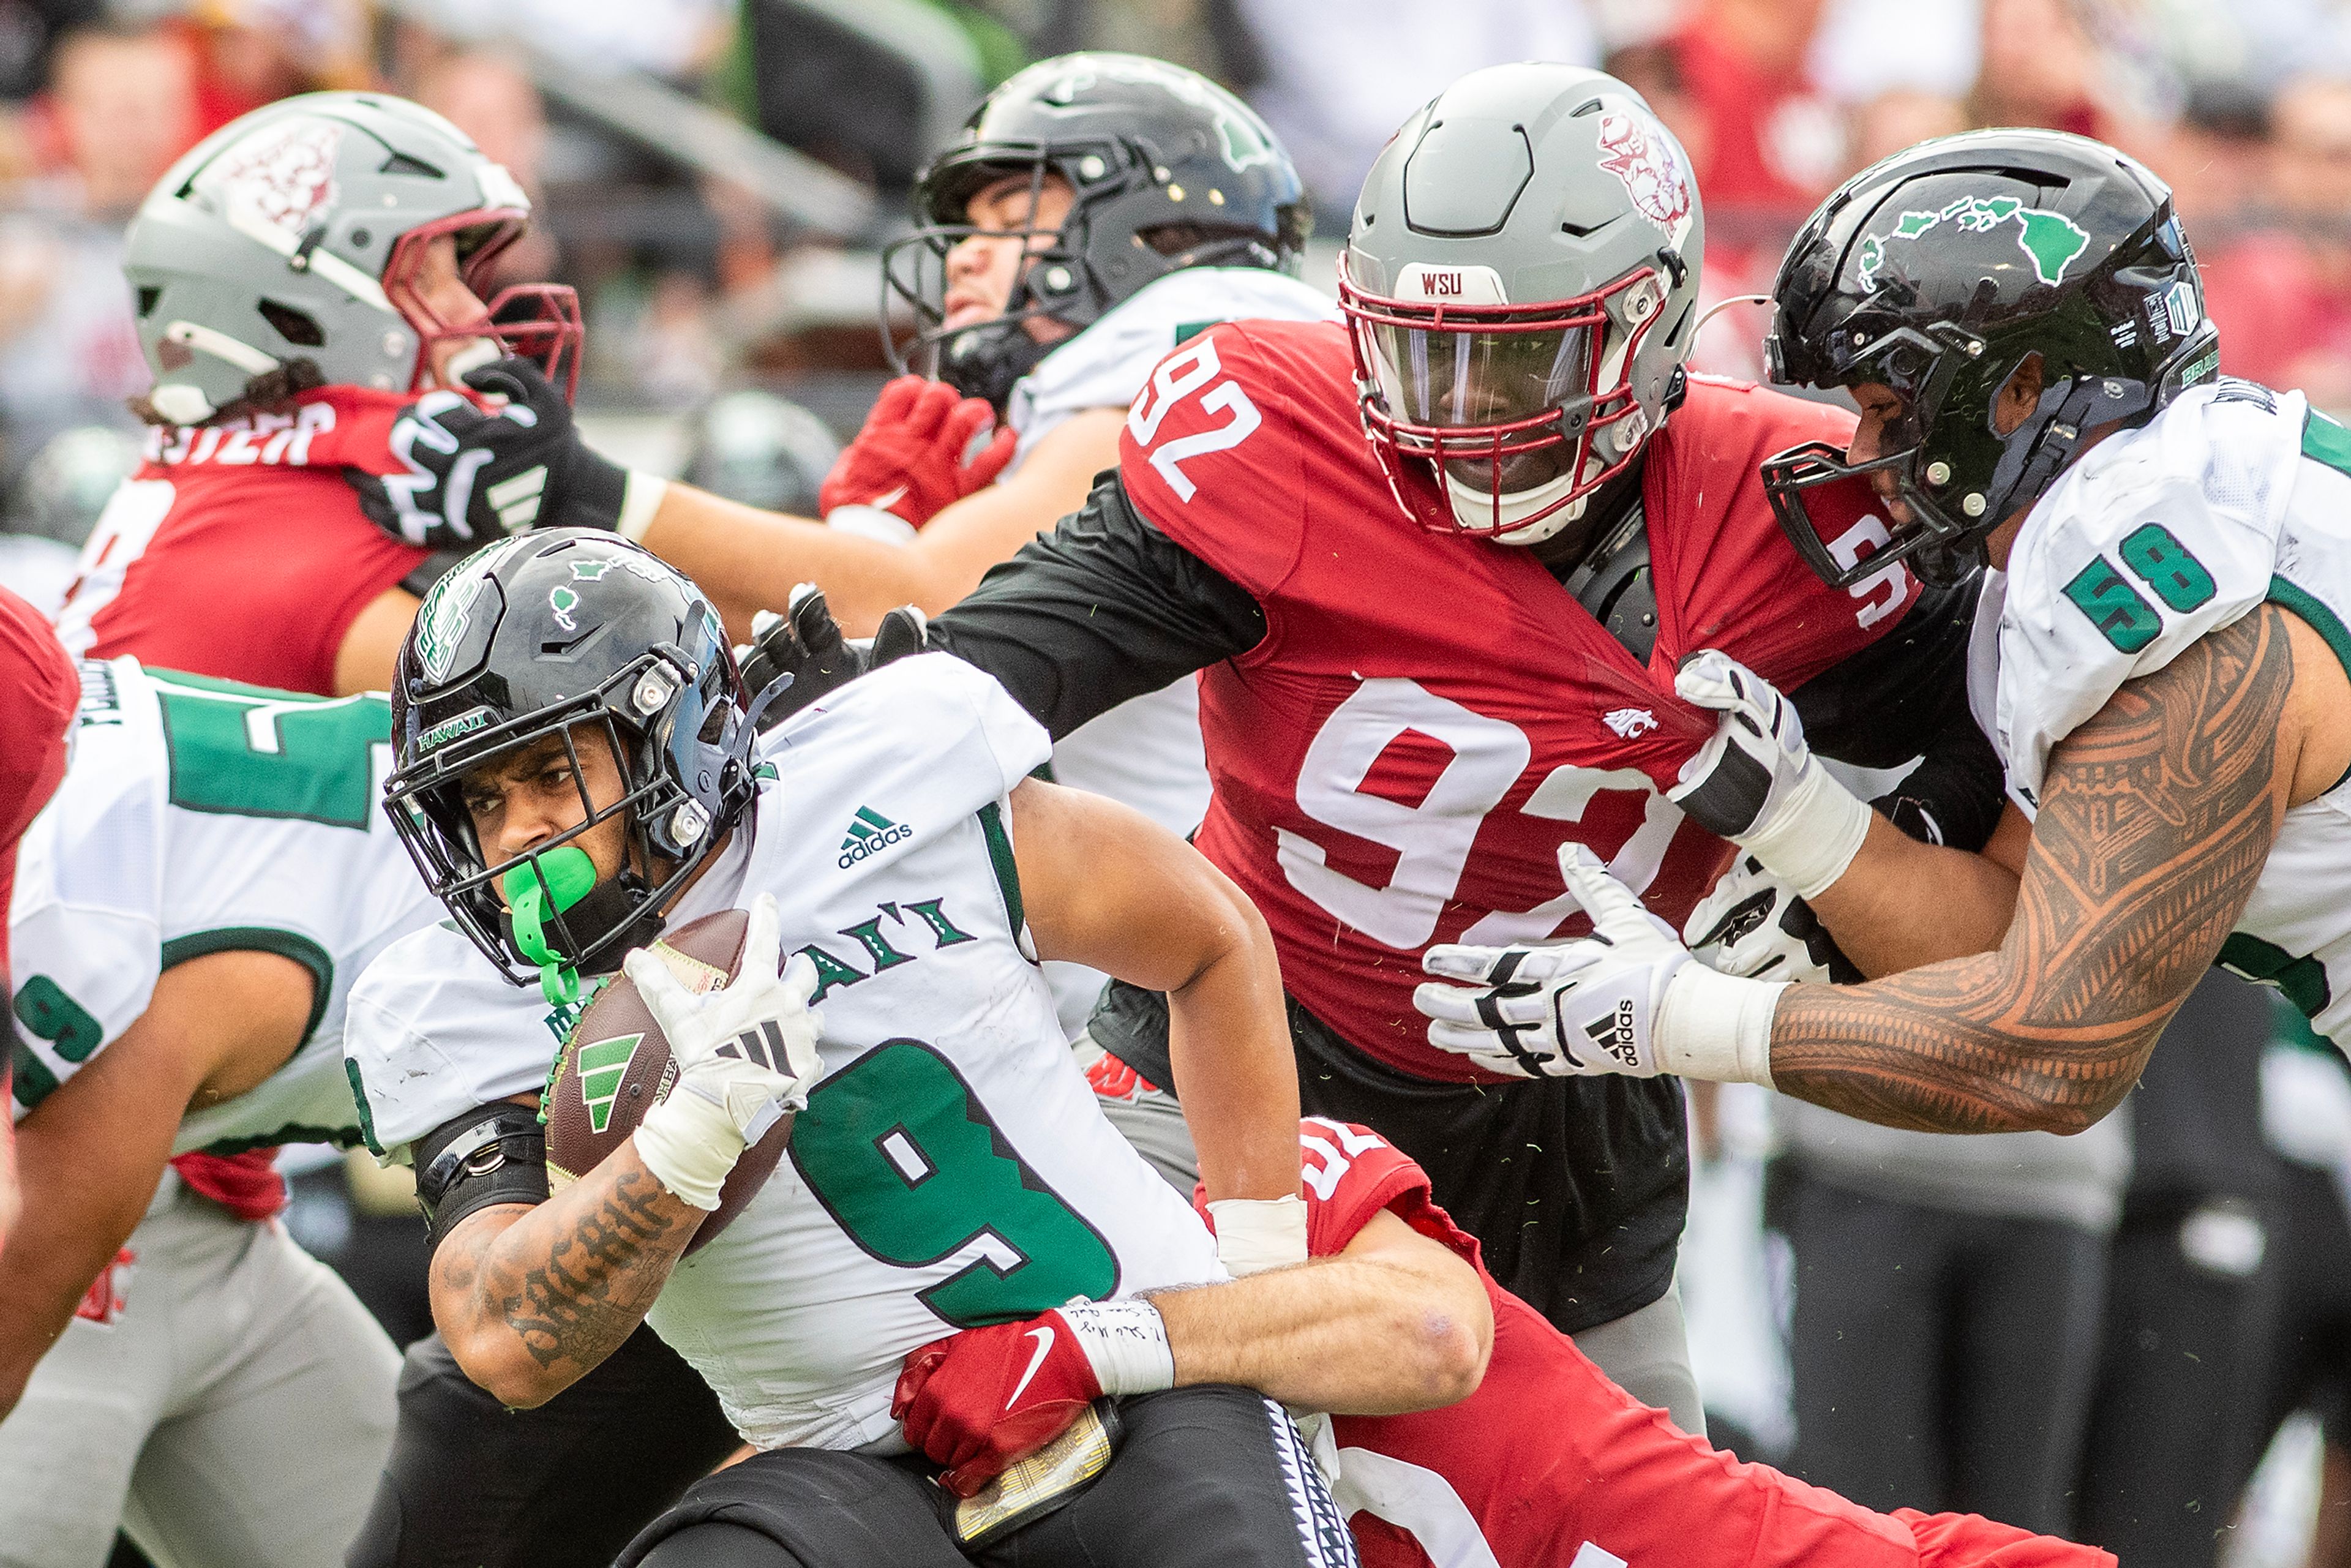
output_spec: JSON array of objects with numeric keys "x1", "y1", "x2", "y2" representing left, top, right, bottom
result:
[{"x1": 5, "y1": 1, "x2": 2351, "y2": 1565}]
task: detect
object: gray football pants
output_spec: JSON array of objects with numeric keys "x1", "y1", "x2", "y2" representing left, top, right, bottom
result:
[
  {"x1": 0, "y1": 1176, "x2": 400, "y2": 1568},
  {"x1": 1073, "y1": 1037, "x2": 1706, "y2": 1436}
]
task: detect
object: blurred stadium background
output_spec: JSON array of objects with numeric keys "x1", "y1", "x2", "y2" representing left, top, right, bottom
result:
[{"x1": 4, "y1": 1, "x2": 2351, "y2": 1564}]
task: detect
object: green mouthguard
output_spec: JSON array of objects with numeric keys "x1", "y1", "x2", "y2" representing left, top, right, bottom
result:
[{"x1": 504, "y1": 846, "x2": 598, "y2": 1007}]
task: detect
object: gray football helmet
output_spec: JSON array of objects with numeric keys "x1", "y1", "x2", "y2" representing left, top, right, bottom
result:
[
  {"x1": 124, "y1": 91, "x2": 581, "y2": 426},
  {"x1": 1340, "y1": 64, "x2": 1704, "y2": 543}
]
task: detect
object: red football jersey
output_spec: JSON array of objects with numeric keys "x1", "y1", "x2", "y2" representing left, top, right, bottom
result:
[
  {"x1": 1264, "y1": 1119, "x2": 2110, "y2": 1568},
  {"x1": 53, "y1": 387, "x2": 432, "y2": 696},
  {"x1": 1119, "y1": 321, "x2": 1918, "y2": 1079}
]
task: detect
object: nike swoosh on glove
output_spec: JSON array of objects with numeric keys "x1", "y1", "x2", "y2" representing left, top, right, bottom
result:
[
  {"x1": 628, "y1": 893, "x2": 824, "y2": 1210},
  {"x1": 1417, "y1": 846, "x2": 1787, "y2": 1086},
  {"x1": 819, "y1": 375, "x2": 1016, "y2": 528},
  {"x1": 1665, "y1": 650, "x2": 1871, "y2": 899},
  {"x1": 1684, "y1": 855, "x2": 1864, "y2": 985},
  {"x1": 345, "y1": 358, "x2": 659, "y2": 549},
  {"x1": 895, "y1": 1297, "x2": 1172, "y2": 1498}
]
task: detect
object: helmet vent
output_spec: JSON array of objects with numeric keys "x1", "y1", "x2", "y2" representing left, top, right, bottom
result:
[
  {"x1": 381, "y1": 151, "x2": 444, "y2": 179},
  {"x1": 257, "y1": 299, "x2": 326, "y2": 347},
  {"x1": 1570, "y1": 97, "x2": 1605, "y2": 118},
  {"x1": 135, "y1": 287, "x2": 160, "y2": 318}
]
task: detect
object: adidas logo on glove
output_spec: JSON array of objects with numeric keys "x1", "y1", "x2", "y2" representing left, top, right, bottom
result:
[{"x1": 838, "y1": 806, "x2": 913, "y2": 868}]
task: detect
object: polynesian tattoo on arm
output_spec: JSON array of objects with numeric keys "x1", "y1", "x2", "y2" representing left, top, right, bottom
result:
[
  {"x1": 436, "y1": 1165, "x2": 692, "y2": 1382},
  {"x1": 1770, "y1": 604, "x2": 2297, "y2": 1135}
]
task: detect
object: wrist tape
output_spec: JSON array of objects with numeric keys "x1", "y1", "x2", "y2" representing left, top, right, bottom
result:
[
  {"x1": 1207, "y1": 1193, "x2": 1309, "y2": 1276},
  {"x1": 1059, "y1": 1298, "x2": 1175, "y2": 1395},
  {"x1": 1738, "y1": 765, "x2": 1872, "y2": 900},
  {"x1": 631, "y1": 1085, "x2": 746, "y2": 1211},
  {"x1": 1654, "y1": 964, "x2": 1787, "y2": 1087}
]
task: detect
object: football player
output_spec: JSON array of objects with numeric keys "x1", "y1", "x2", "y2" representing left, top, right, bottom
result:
[
  {"x1": 1406, "y1": 130, "x2": 2351, "y2": 1136},
  {"x1": 342, "y1": 532, "x2": 1338, "y2": 1568},
  {"x1": 736, "y1": 61, "x2": 2005, "y2": 1430},
  {"x1": 0, "y1": 587, "x2": 77, "y2": 1251},
  {"x1": 53, "y1": 89, "x2": 585, "y2": 697},
  {"x1": 0, "y1": 658, "x2": 440, "y2": 1568},
  {"x1": 898, "y1": 1118, "x2": 2113, "y2": 1568}
]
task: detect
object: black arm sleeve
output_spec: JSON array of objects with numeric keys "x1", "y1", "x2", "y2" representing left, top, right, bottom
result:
[
  {"x1": 924, "y1": 470, "x2": 1267, "y2": 740},
  {"x1": 1790, "y1": 574, "x2": 2008, "y2": 853}
]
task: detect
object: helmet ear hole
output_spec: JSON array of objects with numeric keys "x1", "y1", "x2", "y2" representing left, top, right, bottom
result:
[{"x1": 257, "y1": 299, "x2": 325, "y2": 347}]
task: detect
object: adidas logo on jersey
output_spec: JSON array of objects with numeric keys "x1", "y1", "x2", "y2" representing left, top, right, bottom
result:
[
  {"x1": 1602, "y1": 707, "x2": 1659, "y2": 739},
  {"x1": 838, "y1": 806, "x2": 913, "y2": 868}
]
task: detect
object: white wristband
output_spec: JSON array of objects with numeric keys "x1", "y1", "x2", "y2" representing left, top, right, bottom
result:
[
  {"x1": 1207, "y1": 1193, "x2": 1309, "y2": 1276},
  {"x1": 1738, "y1": 765, "x2": 1873, "y2": 901},
  {"x1": 1058, "y1": 1297, "x2": 1175, "y2": 1395},
  {"x1": 630, "y1": 1088, "x2": 745, "y2": 1211},
  {"x1": 617, "y1": 471, "x2": 669, "y2": 544},
  {"x1": 825, "y1": 504, "x2": 919, "y2": 544},
  {"x1": 1653, "y1": 963, "x2": 1787, "y2": 1087}
]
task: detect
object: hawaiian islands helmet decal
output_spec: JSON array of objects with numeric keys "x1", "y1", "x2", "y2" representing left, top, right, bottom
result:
[{"x1": 1856, "y1": 195, "x2": 2093, "y2": 291}]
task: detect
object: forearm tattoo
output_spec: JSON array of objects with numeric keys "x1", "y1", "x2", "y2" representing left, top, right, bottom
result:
[
  {"x1": 474, "y1": 1168, "x2": 686, "y2": 1376},
  {"x1": 1772, "y1": 606, "x2": 2295, "y2": 1133}
]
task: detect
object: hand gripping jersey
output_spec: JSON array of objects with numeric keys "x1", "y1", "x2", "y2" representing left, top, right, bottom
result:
[
  {"x1": 8, "y1": 658, "x2": 440, "y2": 1176},
  {"x1": 345, "y1": 655, "x2": 1223, "y2": 1451},
  {"x1": 1003, "y1": 266, "x2": 1335, "y2": 1032},
  {"x1": 1976, "y1": 380, "x2": 2351, "y2": 1048},
  {"x1": 52, "y1": 388, "x2": 433, "y2": 693},
  {"x1": 1119, "y1": 320, "x2": 1920, "y2": 1079},
  {"x1": 1260, "y1": 1119, "x2": 2112, "y2": 1568}
]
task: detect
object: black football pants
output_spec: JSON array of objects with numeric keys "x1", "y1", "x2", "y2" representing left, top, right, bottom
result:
[
  {"x1": 345, "y1": 1323, "x2": 741, "y2": 1568},
  {"x1": 620, "y1": 1386, "x2": 1356, "y2": 1568}
]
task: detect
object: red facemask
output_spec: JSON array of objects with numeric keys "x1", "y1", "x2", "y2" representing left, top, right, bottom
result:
[
  {"x1": 382, "y1": 208, "x2": 584, "y2": 400},
  {"x1": 1338, "y1": 252, "x2": 1665, "y2": 537}
]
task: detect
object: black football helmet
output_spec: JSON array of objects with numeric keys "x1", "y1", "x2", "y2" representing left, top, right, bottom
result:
[
  {"x1": 882, "y1": 52, "x2": 1311, "y2": 408},
  {"x1": 383, "y1": 530, "x2": 759, "y2": 995},
  {"x1": 1761, "y1": 129, "x2": 2219, "y2": 588}
]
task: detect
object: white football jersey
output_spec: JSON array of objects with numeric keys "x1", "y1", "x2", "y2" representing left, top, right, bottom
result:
[
  {"x1": 1979, "y1": 380, "x2": 2351, "y2": 1045},
  {"x1": 1008, "y1": 266, "x2": 1335, "y2": 1032},
  {"x1": 9, "y1": 658, "x2": 440, "y2": 1153},
  {"x1": 343, "y1": 654, "x2": 1223, "y2": 1451}
]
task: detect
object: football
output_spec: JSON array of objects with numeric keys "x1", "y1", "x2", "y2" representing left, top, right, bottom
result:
[{"x1": 542, "y1": 908, "x2": 795, "y2": 1252}]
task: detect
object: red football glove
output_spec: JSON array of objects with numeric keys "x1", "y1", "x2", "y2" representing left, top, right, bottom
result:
[
  {"x1": 894, "y1": 1310, "x2": 1103, "y2": 1498},
  {"x1": 820, "y1": 375, "x2": 1018, "y2": 528}
]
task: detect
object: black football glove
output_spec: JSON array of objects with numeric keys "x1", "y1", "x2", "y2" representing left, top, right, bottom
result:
[
  {"x1": 739, "y1": 585, "x2": 931, "y2": 733},
  {"x1": 345, "y1": 358, "x2": 632, "y2": 549}
]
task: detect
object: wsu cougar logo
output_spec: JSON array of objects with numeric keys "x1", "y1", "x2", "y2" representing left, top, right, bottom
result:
[{"x1": 1595, "y1": 112, "x2": 1692, "y2": 237}]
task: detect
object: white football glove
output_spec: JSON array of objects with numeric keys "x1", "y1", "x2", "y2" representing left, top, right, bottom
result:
[
  {"x1": 1415, "y1": 846, "x2": 1786, "y2": 1086},
  {"x1": 1665, "y1": 650, "x2": 1872, "y2": 899},
  {"x1": 1684, "y1": 855, "x2": 1862, "y2": 986},
  {"x1": 628, "y1": 892, "x2": 824, "y2": 1210}
]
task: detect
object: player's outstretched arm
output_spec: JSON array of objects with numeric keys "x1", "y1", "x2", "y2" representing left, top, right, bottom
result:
[
  {"x1": 640, "y1": 410, "x2": 1119, "y2": 640},
  {"x1": 427, "y1": 1138, "x2": 702, "y2": 1409},
  {"x1": 1773, "y1": 604, "x2": 2313, "y2": 1132},
  {"x1": 894, "y1": 1204, "x2": 1490, "y2": 1495},
  {"x1": 0, "y1": 951, "x2": 310, "y2": 1416},
  {"x1": 1008, "y1": 779, "x2": 1302, "y2": 1219},
  {"x1": 1153, "y1": 1207, "x2": 1491, "y2": 1410},
  {"x1": 1669, "y1": 649, "x2": 2022, "y2": 975}
]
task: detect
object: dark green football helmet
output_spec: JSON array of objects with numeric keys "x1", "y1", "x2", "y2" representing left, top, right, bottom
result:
[{"x1": 1761, "y1": 128, "x2": 2219, "y2": 588}]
